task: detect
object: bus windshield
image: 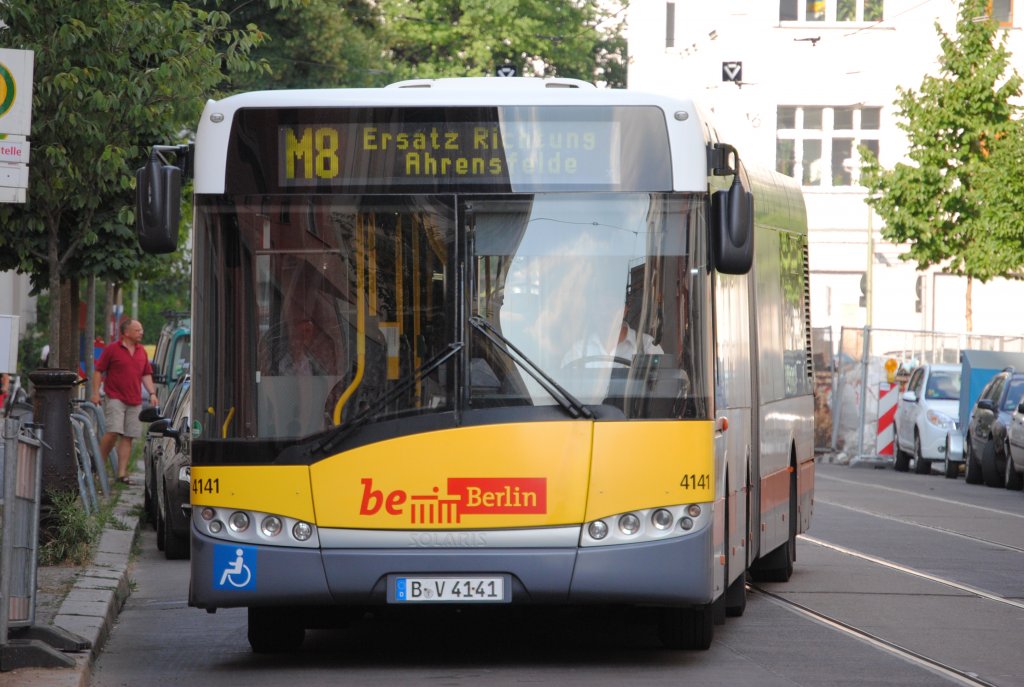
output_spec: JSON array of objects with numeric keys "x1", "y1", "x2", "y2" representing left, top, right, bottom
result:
[{"x1": 191, "y1": 192, "x2": 709, "y2": 442}]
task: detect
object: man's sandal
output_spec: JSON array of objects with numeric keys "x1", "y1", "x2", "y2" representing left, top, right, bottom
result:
[{"x1": 117, "y1": 476, "x2": 133, "y2": 486}]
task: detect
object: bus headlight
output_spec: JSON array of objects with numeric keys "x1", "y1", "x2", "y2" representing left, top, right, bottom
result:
[
  {"x1": 652, "y1": 509, "x2": 674, "y2": 530},
  {"x1": 194, "y1": 508, "x2": 319, "y2": 548},
  {"x1": 618, "y1": 513, "x2": 641, "y2": 535},
  {"x1": 260, "y1": 516, "x2": 283, "y2": 537},
  {"x1": 228, "y1": 511, "x2": 250, "y2": 533},
  {"x1": 292, "y1": 521, "x2": 313, "y2": 541},
  {"x1": 581, "y1": 503, "x2": 710, "y2": 547}
]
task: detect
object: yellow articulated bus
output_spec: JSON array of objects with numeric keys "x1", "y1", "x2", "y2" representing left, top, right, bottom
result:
[{"x1": 136, "y1": 77, "x2": 814, "y2": 653}]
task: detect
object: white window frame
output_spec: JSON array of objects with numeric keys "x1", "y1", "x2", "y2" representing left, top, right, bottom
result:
[
  {"x1": 776, "y1": 105, "x2": 881, "y2": 190},
  {"x1": 780, "y1": 0, "x2": 884, "y2": 23}
]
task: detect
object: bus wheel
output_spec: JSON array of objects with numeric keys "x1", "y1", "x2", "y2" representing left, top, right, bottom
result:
[
  {"x1": 724, "y1": 486, "x2": 746, "y2": 618},
  {"x1": 248, "y1": 607, "x2": 305, "y2": 653},
  {"x1": 658, "y1": 605, "x2": 713, "y2": 650},
  {"x1": 725, "y1": 570, "x2": 747, "y2": 618},
  {"x1": 749, "y1": 469, "x2": 796, "y2": 583}
]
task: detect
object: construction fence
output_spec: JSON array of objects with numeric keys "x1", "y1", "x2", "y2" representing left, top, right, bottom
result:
[{"x1": 815, "y1": 327, "x2": 1024, "y2": 463}]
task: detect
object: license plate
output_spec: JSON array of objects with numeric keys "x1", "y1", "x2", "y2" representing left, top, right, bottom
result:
[{"x1": 391, "y1": 576, "x2": 507, "y2": 603}]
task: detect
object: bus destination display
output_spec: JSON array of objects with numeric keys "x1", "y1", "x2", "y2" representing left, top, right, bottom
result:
[
  {"x1": 278, "y1": 120, "x2": 614, "y2": 190},
  {"x1": 227, "y1": 106, "x2": 672, "y2": 193}
]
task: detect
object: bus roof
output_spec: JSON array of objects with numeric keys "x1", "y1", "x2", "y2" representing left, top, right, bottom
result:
[{"x1": 193, "y1": 78, "x2": 714, "y2": 194}]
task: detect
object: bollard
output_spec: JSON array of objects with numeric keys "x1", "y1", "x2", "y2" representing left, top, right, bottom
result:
[{"x1": 28, "y1": 368, "x2": 81, "y2": 502}]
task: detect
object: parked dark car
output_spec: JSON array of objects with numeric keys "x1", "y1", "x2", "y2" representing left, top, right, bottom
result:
[
  {"x1": 1005, "y1": 401, "x2": 1024, "y2": 491},
  {"x1": 141, "y1": 374, "x2": 190, "y2": 524},
  {"x1": 140, "y1": 379, "x2": 192, "y2": 559},
  {"x1": 964, "y1": 368, "x2": 1024, "y2": 487},
  {"x1": 151, "y1": 312, "x2": 190, "y2": 401}
]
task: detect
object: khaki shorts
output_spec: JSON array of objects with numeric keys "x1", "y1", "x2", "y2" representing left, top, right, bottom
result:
[{"x1": 103, "y1": 398, "x2": 144, "y2": 438}]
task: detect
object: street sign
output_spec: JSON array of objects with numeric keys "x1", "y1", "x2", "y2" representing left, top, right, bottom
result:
[
  {"x1": 496, "y1": 65, "x2": 517, "y2": 77},
  {"x1": 0, "y1": 49, "x2": 34, "y2": 137},
  {"x1": 722, "y1": 61, "x2": 742, "y2": 82},
  {"x1": 0, "y1": 138, "x2": 29, "y2": 164}
]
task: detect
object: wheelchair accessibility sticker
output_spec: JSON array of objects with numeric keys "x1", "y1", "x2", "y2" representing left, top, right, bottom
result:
[{"x1": 214, "y1": 544, "x2": 256, "y2": 590}]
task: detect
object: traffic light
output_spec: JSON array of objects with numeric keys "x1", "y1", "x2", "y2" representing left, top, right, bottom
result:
[{"x1": 915, "y1": 275, "x2": 923, "y2": 313}]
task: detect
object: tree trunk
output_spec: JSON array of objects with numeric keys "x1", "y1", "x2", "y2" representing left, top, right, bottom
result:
[
  {"x1": 63, "y1": 277, "x2": 79, "y2": 374},
  {"x1": 105, "y1": 280, "x2": 115, "y2": 341},
  {"x1": 46, "y1": 220, "x2": 61, "y2": 367},
  {"x1": 966, "y1": 276, "x2": 973, "y2": 333},
  {"x1": 85, "y1": 275, "x2": 97, "y2": 381}
]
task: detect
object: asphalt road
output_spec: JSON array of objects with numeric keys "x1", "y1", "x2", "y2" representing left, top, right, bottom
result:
[{"x1": 88, "y1": 461, "x2": 1024, "y2": 687}]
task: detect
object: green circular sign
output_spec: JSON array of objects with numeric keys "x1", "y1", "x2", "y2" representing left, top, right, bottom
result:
[{"x1": 0, "y1": 63, "x2": 17, "y2": 118}]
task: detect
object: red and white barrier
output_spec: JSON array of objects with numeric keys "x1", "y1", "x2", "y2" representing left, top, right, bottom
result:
[{"x1": 876, "y1": 382, "x2": 897, "y2": 456}]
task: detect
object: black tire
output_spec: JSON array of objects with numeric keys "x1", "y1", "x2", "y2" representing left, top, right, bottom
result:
[
  {"x1": 982, "y1": 441, "x2": 1002, "y2": 487},
  {"x1": 658, "y1": 605, "x2": 713, "y2": 650},
  {"x1": 964, "y1": 435, "x2": 983, "y2": 485},
  {"x1": 913, "y1": 434, "x2": 930, "y2": 474},
  {"x1": 750, "y1": 466, "x2": 796, "y2": 583},
  {"x1": 894, "y1": 428, "x2": 911, "y2": 472},
  {"x1": 248, "y1": 607, "x2": 306, "y2": 654},
  {"x1": 724, "y1": 570, "x2": 747, "y2": 618},
  {"x1": 1004, "y1": 443, "x2": 1023, "y2": 490},
  {"x1": 143, "y1": 480, "x2": 153, "y2": 527},
  {"x1": 162, "y1": 484, "x2": 190, "y2": 560},
  {"x1": 944, "y1": 455, "x2": 959, "y2": 479},
  {"x1": 155, "y1": 504, "x2": 166, "y2": 552},
  {"x1": 723, "y1": 484, "x2": 747, "y2": 618}
]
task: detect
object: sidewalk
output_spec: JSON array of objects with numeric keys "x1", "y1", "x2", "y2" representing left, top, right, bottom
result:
[{"x1": 2, "y1": 474, "x2": 144, "y2": 687}]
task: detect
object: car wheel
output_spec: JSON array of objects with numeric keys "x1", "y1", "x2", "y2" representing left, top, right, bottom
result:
[
  {"x1": 913, "y1": 433, "x2": 930, "y2": 474},
  {"x1": 964, "y1": 435, "x2": 983, "y2": 485},
  {"x1": 944, "y1": 454, "x2": 958, "y2": 479},
  {"x1": 162, "y1": 483, "x2": 190, "y2": 560},
  {"x1": 1005, "y1": 442, "x2": 1023, "y2": 491},
  {"x1": 155, "y1": 503, "x2": 166, "y2": 552},
  {"x1": 981, "y1": 441, "x2": 1002, "y2": 487},
  {"x1": 143, "y1": 478, "x2": 153, "y2": 526},
  {"x1": 894, "y1": 426, "x2": 911, "y2": 472}
]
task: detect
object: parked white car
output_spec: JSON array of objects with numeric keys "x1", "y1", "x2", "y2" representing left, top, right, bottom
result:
[{"x1": 894, "y1": 363, "x2": 961, "y2": 474}]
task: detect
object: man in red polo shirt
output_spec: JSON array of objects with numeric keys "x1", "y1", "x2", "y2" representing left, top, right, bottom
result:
[{"x1": 91, "y1": 319, "x2": 159, "y2": 485}]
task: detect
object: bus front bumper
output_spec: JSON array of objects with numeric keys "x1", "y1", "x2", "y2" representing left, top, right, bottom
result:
[{"x1": 188, "y1": 525, "x2": 714, "y2": 609}]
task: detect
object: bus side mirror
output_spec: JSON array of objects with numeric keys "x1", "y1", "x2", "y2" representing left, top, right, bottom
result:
[
  {"x1": 136, "y1": 153, "x2": 181, "y2": 254},
  {"x1": 709, "y1": 143, "x2": 754, "y2": 275},
  {"x1": 712, "y1": 176, "x2": 754, "y2": 275}
]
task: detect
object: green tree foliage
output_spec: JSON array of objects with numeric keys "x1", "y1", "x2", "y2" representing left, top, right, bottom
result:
[
  {"x1": 378, "y1": 0, "x2": 627, "y2": 86},
  {"x1": 173, "y1": 0, "x2": 393, "y2": 89},
  {"x1": 860, "y1": 0, "x2": 1024, "y2": 319},
  {"x1": 0, "y1": 0, "x2": 269, "y2": 365}
]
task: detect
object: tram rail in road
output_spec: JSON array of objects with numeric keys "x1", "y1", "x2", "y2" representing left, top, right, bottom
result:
[{"x1": 750, "y1": 582, "x2": 999, "y2": 687}]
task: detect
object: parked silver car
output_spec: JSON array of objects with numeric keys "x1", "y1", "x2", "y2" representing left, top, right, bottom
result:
[{"x1": 894, "y1": 363, "x2": 961, "y2": 474}]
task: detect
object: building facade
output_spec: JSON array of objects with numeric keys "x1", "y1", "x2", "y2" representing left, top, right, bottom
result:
[{"x1": 627, "y1": 0, "x2": 1024, "y2": 348}]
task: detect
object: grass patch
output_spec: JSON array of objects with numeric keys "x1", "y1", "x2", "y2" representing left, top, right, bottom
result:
[{"x1": 37, "y1": 488, "x2": 122, "y2": 566}]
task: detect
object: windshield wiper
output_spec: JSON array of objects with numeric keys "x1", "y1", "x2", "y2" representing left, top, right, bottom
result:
[
  {"x1": 313, "y1": 342, "x2": 464, "y2": 455},
  {"x1": 468, "y1": 316, "x2": 593, "y2": 419}
]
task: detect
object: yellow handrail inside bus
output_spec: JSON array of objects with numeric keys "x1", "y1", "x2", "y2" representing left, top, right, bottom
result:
[
  {"x1": 332, "y1": 215, "x2": 367, "y2": 425},
  {"x1": 412, "y1": 215, "x2": 422, "y2": 404},
  {"x1": 221, "y1": 407, "x2": 235, "y2": 438}
]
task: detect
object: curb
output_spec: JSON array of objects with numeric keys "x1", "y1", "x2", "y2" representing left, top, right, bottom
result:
[{"x1": 6, "y1": 478, "x2": 144, "y2": 687}]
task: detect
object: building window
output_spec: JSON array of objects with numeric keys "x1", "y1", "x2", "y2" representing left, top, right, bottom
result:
[
  {"x1": 989, "y1": 0, "x2": 1012, "y2": 27},
  {"x1": 780, "y1": 0, "x2": 883, "y2": 22},
  {"x1": 776, "y1": 105, "x2": 881, "y2": 188}
]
